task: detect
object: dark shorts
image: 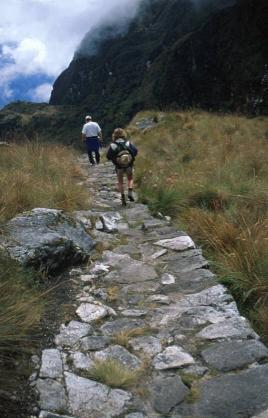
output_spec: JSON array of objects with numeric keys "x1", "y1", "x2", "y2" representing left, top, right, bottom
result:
[
  {"x1": 116, "y1": 166, "x2": 134, "y2": 179},
  {"x1": 85, "y1": 137, "x2": 100, "y2": 152}
]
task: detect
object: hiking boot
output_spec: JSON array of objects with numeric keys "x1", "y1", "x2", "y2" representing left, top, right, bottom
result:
[
  {"x1": 121, "y1": 194, "x2": 127, "y2": 207},
  {"x1": 128, "y1": 189, "x2": 135, "y2": 202}
]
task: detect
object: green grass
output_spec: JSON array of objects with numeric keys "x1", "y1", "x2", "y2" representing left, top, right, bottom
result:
[{"x1": 130, "y1": 110, "x2": 268, "y2": 341}]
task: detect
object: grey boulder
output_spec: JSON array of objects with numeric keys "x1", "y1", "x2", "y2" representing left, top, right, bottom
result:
[{"x1": 2, "y1": 208, "x2": 95, "y2": 272}]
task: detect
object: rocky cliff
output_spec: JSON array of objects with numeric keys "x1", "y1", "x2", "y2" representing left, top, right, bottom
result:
[
  {"x1": 50, "y1": 0, "x2": 267, "y2": 130},
  {"x1": 0, "y1": 0, "x2": 267, "y2": 143}
]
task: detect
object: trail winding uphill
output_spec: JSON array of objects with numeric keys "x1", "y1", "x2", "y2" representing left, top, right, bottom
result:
[{"x1": 32, "y1": 157, "x2": 268, "y2": 418}]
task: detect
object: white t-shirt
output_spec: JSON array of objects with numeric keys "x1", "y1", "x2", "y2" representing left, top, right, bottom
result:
[{"x1": 82, "y1": 121, "x2": 101, "y2": 137}]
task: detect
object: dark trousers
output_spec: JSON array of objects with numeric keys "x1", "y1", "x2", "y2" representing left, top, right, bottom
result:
[{"x1": 88, "y1": 150, "x2": 100, "y2": 165}]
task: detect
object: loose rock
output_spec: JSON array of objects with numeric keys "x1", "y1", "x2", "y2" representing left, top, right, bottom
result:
[{"x1": 153, "y1": 346, "x2": 195, "y2": 370}]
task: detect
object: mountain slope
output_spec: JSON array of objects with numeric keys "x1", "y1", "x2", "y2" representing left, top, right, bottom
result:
[{"x1": 50, "y1": 0, "x2": 267, "y2": 131}]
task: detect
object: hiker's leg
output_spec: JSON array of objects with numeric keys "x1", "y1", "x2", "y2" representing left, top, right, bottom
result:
[
  {"x1": 88, "y1": 151, "x2": 95, "y2": 165},
  {"x1": 117, "y1": 169, "x2": 126, "y2": 206},
  {"x1": 95, "y1": 150, "x2": 100, "y2": 164},
  {"x1": 127, "y1": 168, "x2": 135, "y2": 201}
]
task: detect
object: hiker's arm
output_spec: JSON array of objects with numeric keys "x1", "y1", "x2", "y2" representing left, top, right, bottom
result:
[
  {"x1": 82, "y1": 133, "x2": 86, "y2": 142},
  {"x1": 98, "y1": 131, "x2": 103, "y2": 141},
  {"x1": 106, "y1": 146, "x2": 113, "y2": 161}
]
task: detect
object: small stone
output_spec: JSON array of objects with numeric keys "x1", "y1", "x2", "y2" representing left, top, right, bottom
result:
[
  {"x1": 54, "y1": 321, "x2": 92, "y2": 347},
  {"x1": 90, "y1": 263, "x2": 110, "y2": 275},
  {"x1": 150, "y1": 249, "x2": 168, "y2": 259},
  {"x1": 161, "y1": 273, "x2": 176, "y2": 285},
  {"x1": 154, "y1": 236, "x2": 195, "y2": 251},
  {"x1": 150, "y1": 376, "x2": 189, "y2": 413},
  {"x1": 100, "y1": 212, "x2": 124, "y2": 233},
  {"x1": 69, "y1": 268, "x2": 83, "y2": 276},
  {"x1": 129, "y1": 336, "x2": 162, "y2": 358},
  {"x1": 80, "y1": 274, "x2": 94, "y2": 283},
  {"x1": 70, "y1": 352, "x2": 94, "y2": 371},
  {"x1": 95, "y1": 345, "x2": 142, "y2": 370},
  {"x1": 36, "y1": 379, "x2": 68, "y2": 412},
  {"x1": 76, "y1": 303, "x2": 110, "y2": 323},
  {"x1": 39, "y1": 349, "x2": 63, "y2": 379},
  {"x1": 95, "y1": 220, "x2": 104, "y2": 230},
  {"x1": 121, "y1": 309, "x2": 148, "y2": 317},
  {"x1": 153, "y1": 346, "x2": 195, "y2": 370},
  {"x1": 183, "y1": 364, "x2": 208, "y2": 377},
  {"x1": 39, "y1": 412, "x2": 74, "y2": 418},
  {"x1": 32, "y1": 355, "x2": 40, "y2": 370},
  {"x1": 142, "y1": 219, "x2": 165, "y2": 231},
  {"x1": 80, "y1": 336, "x2": 109, "y2": 351},
  {"x1": 100, "y1": 318, "x2": 145, "y2": 336},
  {"x1": 147, "y1": 294, "x2": 170, "y2": 305}
]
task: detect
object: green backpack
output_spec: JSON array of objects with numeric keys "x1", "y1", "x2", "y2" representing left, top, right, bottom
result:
[{"x1": 115, "y1": 141, "x2": 134, "y2": 168}]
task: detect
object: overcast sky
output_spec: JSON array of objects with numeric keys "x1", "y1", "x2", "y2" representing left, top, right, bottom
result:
[{"x1": 0, "y1": 0, "x2": 142, "y2": 105}]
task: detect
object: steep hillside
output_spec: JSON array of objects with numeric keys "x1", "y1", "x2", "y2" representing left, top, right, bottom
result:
[{"x1": 50, "y1": 0, "x2": 267, "y2": 130}]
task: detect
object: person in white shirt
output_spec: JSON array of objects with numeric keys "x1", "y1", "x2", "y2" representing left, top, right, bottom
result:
[{"x1": 82, "y1": 115, "x2": 102, "y2": 165}]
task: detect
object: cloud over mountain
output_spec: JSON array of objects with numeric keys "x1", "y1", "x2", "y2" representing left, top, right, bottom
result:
[{"x1": 0, "y1": 0, "x2": 142, "y2": 105}]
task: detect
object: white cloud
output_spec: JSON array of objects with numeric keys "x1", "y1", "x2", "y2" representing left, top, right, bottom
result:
[
  {"x1": 0, "y1": 0, "x2": 143, "y2": 101},
  {"x1": 29, "y1": 82, "x2": 53, "y2": 102}
]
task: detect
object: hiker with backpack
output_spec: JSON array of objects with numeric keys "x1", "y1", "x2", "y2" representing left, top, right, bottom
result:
[
  {"x1": 106, "y1": 128, "x2": 138, "y2": 206},
  {"x1": 82, "y1": 115, "x2": 102, "y2": 165}
]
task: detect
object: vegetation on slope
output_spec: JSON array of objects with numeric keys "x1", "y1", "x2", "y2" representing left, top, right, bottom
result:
[
  {"x1": 0, "y1": 142, "x2": 90, "y2": 222},
  {"x1": 130, "y1": 110, "x2": 268, "y2": 340},
  {"x1": 0, "y1": 142, "x2": 90, "y2": 413}
]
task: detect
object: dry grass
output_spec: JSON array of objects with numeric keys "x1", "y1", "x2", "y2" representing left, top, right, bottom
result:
[
  {"x1": 0, "y1": 141, "x2": 90, "y2": 222},
  {"x1": 0, "y1": 253, "x2": 45, "y2": 390},
  {"x1": 130, "y1": 110, "x2": 268, "y2": 340},
  {"x1": 87, "y1": 359, "x2": 142, "y2": 389},
  {"x1": 111, "y1": 327, "x2": 152, "y2": 349}
]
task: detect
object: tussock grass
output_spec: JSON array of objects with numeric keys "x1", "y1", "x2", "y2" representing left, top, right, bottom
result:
[
  {"x1": 111, "y1": 327, "x2": 152, "y2": 349},
  {"x1": 87, "y1": 359, "x2": 142, "y2": 389},
  {"x1": 0, "y1": 253, "x2": 45, "y2": 391},
  {"x1": 0, "y1": 141, "x2": 89, "y2": 222},
  {"x1": 130, "y1": 110, "x2": 268, "y2": 340}
]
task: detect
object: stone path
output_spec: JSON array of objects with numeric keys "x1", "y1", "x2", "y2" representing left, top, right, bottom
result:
[{"x1": 32, "y1": 157, "x2": 268, "y2": 418}]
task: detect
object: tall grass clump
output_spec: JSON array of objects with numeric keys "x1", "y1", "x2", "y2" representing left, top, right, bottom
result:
[
  {"x1": 0, "y1": 142, "x2": 89, "y2": 222},
  {"x1": 130, "y1": 110, "x2": 268, "y2": 340},
  {"x1": 0, "y1": 252, "x2": 45, "y2": 397},
  {"x1": 87, "y1": 359, "x2": 142, "y2": 389}
]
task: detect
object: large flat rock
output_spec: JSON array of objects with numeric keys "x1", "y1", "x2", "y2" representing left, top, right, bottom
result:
[
  {"x1": 100, "y1": 318, "x2": 146, "y2": 336},
  {"x1": 94, "y1": 345, "x2": 142, "y2": 370},
  {"x1": 150, "y1": 376, "x2": 189, "y2": 414},
  {"x1": 197, "y1": 317, "x2": 257, "y2": 340},
  {"x1": 39, "y1": 349, "x2": 63, "y2": 379},
  {"x1": 2, "y1": 208, "x2": 95, "y2": 272},
  {"x1": 54, "y1": 321, "x2": 92, "y2": 348},
  {"x1": 176, "y1": 364, "x2": 268, "y2": 418},
  {"x1": 102, "y1": 251, "x2": 158, "y2": 283},
  {"x1": 65, "y1": 372, "x2": 132, "y2": 418},
  {"x1": 202, "y1": 340, "x2": 268, "y2": 371},
  {"x1": 36, "y1": 378, "x2": 68, "y2": 412},
  {"x1": 151, "y1": 285, "x2": 239, "y2": 329}
]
